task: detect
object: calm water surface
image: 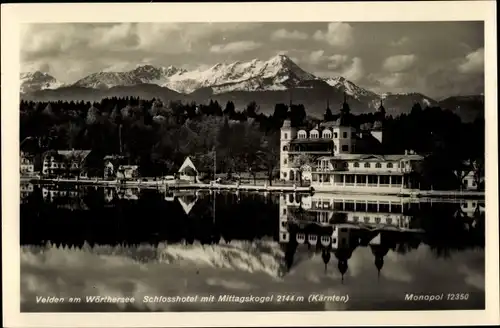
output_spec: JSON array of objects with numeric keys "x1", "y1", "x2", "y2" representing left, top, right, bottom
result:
[{"x1": 20, "y1": 183, "x2": 485, "y2": 312}]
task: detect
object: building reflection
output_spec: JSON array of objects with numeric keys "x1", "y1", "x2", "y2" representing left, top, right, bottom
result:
[{"x1": 278, "y1": 193, "x2": 429, "y2": 281}]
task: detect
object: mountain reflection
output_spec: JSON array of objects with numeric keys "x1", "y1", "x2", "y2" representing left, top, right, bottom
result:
[{"x1": 20, "y1": 183, "x2": 485, "y2": 311}]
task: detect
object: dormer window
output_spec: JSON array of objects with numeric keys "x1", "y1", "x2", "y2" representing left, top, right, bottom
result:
[
  {"x1": 310, "y1": 130, "x2": 319, "y2": 139},
  {"x1": 375, "y1": 163, "x2": 382, "y2": 168},
  {"x1": 322, "y1": 130, "x2": 332, "y2": 139},
  {"x1": 387, "y1": 163, "x2": 394, "y2": 168},
  {"x1": 354, "y1": 162, "x2": 359, "y2": 168},
  {"x1": 364, "y1": 162, "x2": 370, "y2": 168},
  {"x1": 298, "y1": 130, "x2": 307, "y2": 139}
]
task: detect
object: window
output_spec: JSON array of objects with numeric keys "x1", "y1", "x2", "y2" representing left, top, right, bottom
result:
[
  {"x1": 332, "y1": 238, "x2": 337, "y2": 244},
  {"x1": 322, "y1": 130, "x2": 332, "y2": 139},
  {"x1": 283, "y1": 172, "x2": 287, "y2": 178},
  {"x1": 282, "y1": 234, "x2": 287, "y2": 239},
  {"x1": 387, "y1": 218, "x2": 393, "y2": 225},
  {"x1": 364, "y1": 216, "x2": 370, "y2": 223},
  {"x1": 354, "y1": 162, "x2": 359, "y2": 168},
  {"x1": 464, "y1": 180, "x2": 468, "y2": 186},
  {"x1": 334, "y1": 132, "x2": 338, "y2": 138},
  {"x1": 284, "y1": 158, "x2": 287, "y2": 164},
  {"x1": 353, "y1": 216, "x2": 359, "y2": 222},
  {"x1": 343, "y1": 162, "x2": 348, "y2": 168},
  {"x1": 281, "y1": 221, "x2": 286, "y2": 227},
  {"x1": 283, "y1": 146, "x2": 289, "y2": 151},
  {"x1": 380, "y1": 176, "x2": 390, "y2": 185},
  {"x1": 387, "y1": 163, "x2": 393, "y2": 168},
  {"x1": 343, "y1": 132, "x2": 348, "y2": 138},
  {"x1": 283, "y1": 208, "x2": 287, "y2": 215},
  {"x1": 341, "y1": 145, "x2": 349, "y2": 152},
  {"x1": 364, "y1": 162, "x2": 371, "y2": 168},
  {"x1": 310, "y1": 130, "x2": 319, "y2": 138},
  {"x1": 298, "y1": 130, "x2": 307, "y2": 139},
  {"x1": 284, "y1": 133, "x2": 288, "y2": 139},
  {"x1": 375, "y1": 163, "x2": 382, "y2": 168},
  {"x1": 375, "y1": 217, "x2": 381, "y2": 224}
]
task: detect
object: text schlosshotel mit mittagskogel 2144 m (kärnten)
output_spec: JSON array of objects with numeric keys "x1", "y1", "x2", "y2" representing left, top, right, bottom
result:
[{"x1": 35, "y1": 294, "x2": 349, "y2": 305}]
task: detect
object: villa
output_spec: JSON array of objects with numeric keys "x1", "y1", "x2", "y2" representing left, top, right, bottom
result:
[
  {"x1": 41, "y1": 149, "x2": 92, "y2": 179},
  {"x1": 280, "y1": 95, "x2": 425, "y2": 194}
]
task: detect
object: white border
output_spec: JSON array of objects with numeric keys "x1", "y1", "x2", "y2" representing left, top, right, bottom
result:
[{"x1": 2, "y1": 1, "x2": 498, "y2": 327}]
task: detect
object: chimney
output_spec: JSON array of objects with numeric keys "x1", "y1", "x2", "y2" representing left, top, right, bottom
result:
[{"x1": 405, "y1": 150, "x2": 408, "y2": 155}]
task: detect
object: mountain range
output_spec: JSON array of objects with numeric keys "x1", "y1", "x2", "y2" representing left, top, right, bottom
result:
[{"x1": 20, "y1": 54, "x2": 484, "y2": 122}]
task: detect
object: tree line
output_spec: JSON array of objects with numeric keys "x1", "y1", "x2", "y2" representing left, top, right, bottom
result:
[{"x1": 20, "y1": 97, "x2": 484, "y2": 189}]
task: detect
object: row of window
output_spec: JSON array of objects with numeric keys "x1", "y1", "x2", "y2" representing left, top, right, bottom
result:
[
  {"x1": 43, "y1": 163, "x2": 79, "y2": 169},
  {"x1": 352, "y1": 216, "x2": 393, "y2": 225},
  {"x1": 353, "y1": 162, "x2": 396, "y2": 169},
  {"x1": 296, "y1": 131, "x2": 353, "y2": 139},
  {"x1": 312, "y1": 200, "x2": 403, "y2": 213},
  {"x1": 312, "y1": 174, "x2": 403, "y2": 185},
  {"x1": 282, "y1": 144, "x2": 350, "y2": 152}
]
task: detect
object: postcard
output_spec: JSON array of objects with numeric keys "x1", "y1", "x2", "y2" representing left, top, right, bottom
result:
[{"x1": 2, "y1": 1, "x2": 499, "y2": 327}]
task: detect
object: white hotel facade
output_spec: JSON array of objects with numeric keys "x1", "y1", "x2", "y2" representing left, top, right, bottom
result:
[{"x1": 280, "y1": 97, "x2": 424, "y2": 194}]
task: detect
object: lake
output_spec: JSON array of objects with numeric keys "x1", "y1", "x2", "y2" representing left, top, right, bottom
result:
[{"x1": 20, "y1": 183, "x2": 485, "y2": 312}]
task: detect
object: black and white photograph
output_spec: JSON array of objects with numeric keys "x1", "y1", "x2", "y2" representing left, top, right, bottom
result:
[{"x1": 2, "y1": 1, "x2": 499, "y2": 327}]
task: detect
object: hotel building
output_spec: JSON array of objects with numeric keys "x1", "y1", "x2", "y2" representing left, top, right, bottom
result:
[{"x1": 280, "y1": 95, "x2": 425, "y2": 194}]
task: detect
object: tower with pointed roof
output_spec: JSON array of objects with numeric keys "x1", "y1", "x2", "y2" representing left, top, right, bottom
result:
[
  {"x1": 371, "y1": 97, "x2": 386, "y2": 144},
  {"x1": 370, "y1": 244, "x2": 389, "y2": 282},
  {"x1": 280, "y1": 116, "x2": 297, "y2": 181},
  {"x1": 322, "y1": 248, "x2": 331, "y2": 274}
]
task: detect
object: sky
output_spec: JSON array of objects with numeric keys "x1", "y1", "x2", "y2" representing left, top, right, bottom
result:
[{"x1": 20, "y1": 22, "x2": 485, "y2": 99}]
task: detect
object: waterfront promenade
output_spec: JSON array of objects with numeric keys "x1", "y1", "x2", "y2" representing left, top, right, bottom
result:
[{"x1": 21, "y1": 176, "x2": 484, "y2": 199}]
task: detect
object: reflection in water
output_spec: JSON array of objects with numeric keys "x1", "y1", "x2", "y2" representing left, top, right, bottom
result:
[{"x1": 20, "y1": 184, "x2": 485, "y2": 312}]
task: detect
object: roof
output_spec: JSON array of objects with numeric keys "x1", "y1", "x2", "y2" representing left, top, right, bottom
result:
[
  {"x1": 118, "y1": 165, "x2": 138, "y2": 169},
  {"x1": 46, "y1": 150, "x2": 91, "y2": 162},
  {"x1": 104, "y1": 155, "x2": 126, "y2": 160},
  {"x1": 317, "y1": 153, "x2": 424, "y2": 161}
]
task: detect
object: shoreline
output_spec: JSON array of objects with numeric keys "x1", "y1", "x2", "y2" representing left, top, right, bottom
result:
[{"x1": 21, "y1": 177, "x2": 485, "y2": 199}]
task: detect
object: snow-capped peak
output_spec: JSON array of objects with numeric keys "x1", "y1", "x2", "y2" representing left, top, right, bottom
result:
[
  {"x1": 20, "y1": 71, "x2": 64, "y2": 93},
  {"x1": 73, "y1": 65, "x2": 187, "y2": 89},
  {"x1": 322, "y1": 76, "x2": 377, "y2": 100},
  {"x1": 163, "y1": 54, "x2": 317, "y2": 94}
]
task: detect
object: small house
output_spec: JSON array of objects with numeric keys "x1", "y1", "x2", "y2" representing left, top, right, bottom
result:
[
  {"x1": 103, "y1": 155, "x2": 127, "y2": 179},
  {"x1": 178, "y1": 156, "x2": 201, "y2": 182},
  {"x1": 454, "y1": 160, "x2": 484, "y2": 191},
  {"x1": 20, "y1": 151, "x2": 35, "y2": 176},
  {"x1": 117, "y1": 165, "x2": 139, "y2": 180}
]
